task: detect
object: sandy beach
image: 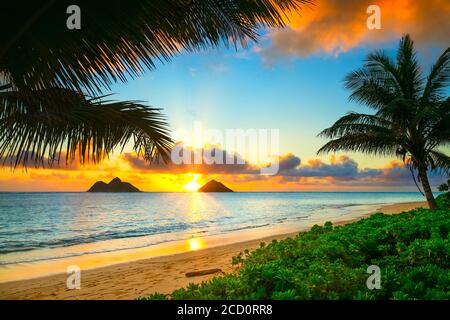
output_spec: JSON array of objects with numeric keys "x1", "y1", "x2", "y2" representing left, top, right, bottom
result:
[{"x1": 0, "y1": 201, "x2": 427, "y2": 300}]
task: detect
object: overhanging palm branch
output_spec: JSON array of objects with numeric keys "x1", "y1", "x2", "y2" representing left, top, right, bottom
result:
[
  {"x1": 1, "y1": 0, "x2": 309, "y2": 94},
  {"x1": 0, "y1": 88, "x2": 172, "y2": 168},
  {"x1": 1, "y1": 0, "x2": 310, "y2": 168}
]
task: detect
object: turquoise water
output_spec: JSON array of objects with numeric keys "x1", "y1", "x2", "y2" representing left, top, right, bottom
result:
[{"x1": 0, "y1": 192, "x2": 427, "y2": 265}]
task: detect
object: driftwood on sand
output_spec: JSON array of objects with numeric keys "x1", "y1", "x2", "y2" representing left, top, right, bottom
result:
[{"x1": 185, "y1": 268, "x2": 224, "y2": 278}]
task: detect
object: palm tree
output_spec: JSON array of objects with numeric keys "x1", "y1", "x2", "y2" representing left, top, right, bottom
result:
[
  {"x1": 318, "y1": 35, "x2": 450, "y2": 209},
  {"x1": 1, "y1": 0, "x2": 308, "y2": 167}
]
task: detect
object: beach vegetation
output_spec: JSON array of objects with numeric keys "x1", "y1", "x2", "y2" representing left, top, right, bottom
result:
[
  {"x1": 436, "y1": 191, "x2": 450, "y2": 208},
  {"x1": 143, "y1": 206, "x2": 450, "y2": 300}
]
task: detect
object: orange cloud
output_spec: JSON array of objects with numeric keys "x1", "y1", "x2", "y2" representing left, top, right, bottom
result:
[
  {"x1": 262, "y1": 0, "x2": 450, "y2": 60},
  {"x1": 1, "y1": 146, "x2": 447, "y2": 192}
]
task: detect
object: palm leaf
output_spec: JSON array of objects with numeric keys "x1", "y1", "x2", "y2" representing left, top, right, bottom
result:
[
  {"x1": 0, "y1": 88, "x2": 173, "y2": 168},
  {"x1": 344, "y1": 52, "x2": 401, "y2": 109},
  {"x1": 428, "y1": 150, "x2": 450, "y2": 174},
  {"x1": 318, "y1": 112, "x2": 393, "y2": 142},
  {"x1": 418, "y1": 98, "x2": 450, "y2": 150},
  {"x1": 422, "y1": 47, "x2": 450, "y2": 102},
  {"x1": 317, "y1": 133, "x2": 398, "y2": 157},
  {"x1": 395, "y1": 34, "x2": 423, "y2": 99},
  {"x1": 1, "y1": 0, "x2": 308, "y2": 94}
]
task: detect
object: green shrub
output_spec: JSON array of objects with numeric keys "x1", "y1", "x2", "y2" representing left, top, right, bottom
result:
[
  {"x1": 143, "y1": 207, "x2": 450, "y2": 300},
  {"x1": 436, "y1": 192, "x2": 450, "y2": 209}
]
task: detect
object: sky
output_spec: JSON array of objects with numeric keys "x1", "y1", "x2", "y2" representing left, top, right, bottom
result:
[{"x1": 1, "y1": 0, "x2": 449, "y2": 192}]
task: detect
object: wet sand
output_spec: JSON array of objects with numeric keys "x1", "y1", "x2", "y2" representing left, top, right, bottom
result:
[
  {"x1": 375, "y1": 201, "x2": 427, "y2": 214},
  {"x1": 0, "y1": 201, "x2": 427, "y2": 300}
]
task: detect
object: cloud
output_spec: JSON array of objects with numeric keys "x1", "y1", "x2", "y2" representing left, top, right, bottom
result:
[
  {"x1": 1, "y1": 151, "x2": 81, "y2": 170},
  {"x1": 29, "y1": 172, "x2": 71, "y2": 181},
  {"x1": 4, "y1": 146, "x2": 446, "y2": 191},
  {"x1": 360, "y1": 160, "x2": 446, "y2": 186},
  {"x1": 122, "y1": 146, "x2": 260, "y2": 175},
  {"x1": 121, "y1": 146, "x2": 448, "y2": 188},
  {"x1": 207, "y1": 63, "x2": 229, "y2": 74},
  {"x1": 277, "y1": 153, "x2": 301, "y2": 172},
  {"x1": 261, "y1": 0, "x2": 450, "y2": 62},
  {"x1": 274, "y1": 154, "x2": 382, "y2": 180},
  {"x1": 188, "y1": 67, "x2": 197, "y2": 77}
]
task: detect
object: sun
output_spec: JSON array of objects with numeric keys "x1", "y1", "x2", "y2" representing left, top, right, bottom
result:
[
  {"x1": 184, "y1": 181, "x2": 200, "y2": 192},
  {"x1": 184, "y1": 174, "x2": 201, "y2": 192}
]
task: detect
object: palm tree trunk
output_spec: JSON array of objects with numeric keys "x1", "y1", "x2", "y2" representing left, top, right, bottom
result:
[{"x1": 418, "y1": 166, "x2": 437, "y2": 209}]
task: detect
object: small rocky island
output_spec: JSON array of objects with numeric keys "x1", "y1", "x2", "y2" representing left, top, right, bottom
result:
[
  {"x1": 198, "y1": 179, "x2": 233, "y2": 192},
  {"x1": 87, "y1": 177, "x2": 141, "y2": 192}
]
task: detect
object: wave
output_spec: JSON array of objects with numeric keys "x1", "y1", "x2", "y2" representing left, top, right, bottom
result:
[
  {"x1": 0, "y1": 192, "x2": 426, "y2": 262},
  {"x1": 0, "y1": 222, "x2": 194, "y2": 255},
  {"x1": 222, "y1": 223, "x2": 271, "y2": 233}
]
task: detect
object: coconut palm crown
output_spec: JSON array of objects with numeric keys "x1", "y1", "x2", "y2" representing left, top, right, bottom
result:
[{"x1": 318, "y1": 35, "x2": 450, "y2": 209}]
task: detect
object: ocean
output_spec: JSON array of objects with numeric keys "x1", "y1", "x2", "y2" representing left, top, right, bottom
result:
[{"x1": 0, "y1": 192, "x2": 427, "y2": 266}]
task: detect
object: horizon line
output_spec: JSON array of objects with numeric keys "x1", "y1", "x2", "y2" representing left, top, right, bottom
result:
[{"x1": 0, "y1": 191, "x2": 432, "y2": 194}]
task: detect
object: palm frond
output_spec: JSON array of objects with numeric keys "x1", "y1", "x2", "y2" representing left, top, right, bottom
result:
[
  {"x1": 395, "y1": 34, "x2": 423, "y2": 99},
  {"x1": 318, "y1": 112, "x2": 392, "y2": 139},
  {"x1": 317, "y1": 111, "x2": 398, "y2": 156},
  {"x1": 428, "y1": 150, "x2": 450, "y2": 174},
  {"x1": 1, "y1": 0, "x2": 308, "y2": 94},
  {"x1": 374, "y1": 98, "x2": 418, "y2": 128},
  {"x1": 332, "y1": 112, "x2": 392, "y2": 127},
  {"x1": 317, "y1": 133, "x2": 398, "y2": 157},
  {"x1": 0, "y1": 88, "x2": 173, "y2": 168},
  {"x1": 344, "y1": 52, "x2": 401, "y2": 109},
  {"x1": 422, "y1": 47, "x2": 450, "y2": 102},
  {"x1": 422, "y1": 98, "x2": 450, "y2": 148}
]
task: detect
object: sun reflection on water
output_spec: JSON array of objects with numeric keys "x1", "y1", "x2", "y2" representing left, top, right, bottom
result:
[{"x1": 188, "y1": 237, "x2": 205, "y2": 251}]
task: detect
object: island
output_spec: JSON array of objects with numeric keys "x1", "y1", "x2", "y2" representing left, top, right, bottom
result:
[
  {"x1": 87, "y1": 177, "x2": 141, "y2": 192},
  {"x1": 198, "y1": 179, "x2": 233, "y2": 192}
]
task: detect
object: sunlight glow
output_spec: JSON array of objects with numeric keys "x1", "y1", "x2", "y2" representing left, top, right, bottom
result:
[
  {"x1": 188, "y1": 238, "x2": 204, "y2": 251},
  {"x1": 184, "y1": 174, "x2": 201, "y2": 192}
]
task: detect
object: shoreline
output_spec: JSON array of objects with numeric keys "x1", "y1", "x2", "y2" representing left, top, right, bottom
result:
[
  {"x1": 0, "y1": 201, "x2": 427, "y2": 300},
  {"x1": 0, "y1": 203, "x2": 382, "y2": 283}
]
